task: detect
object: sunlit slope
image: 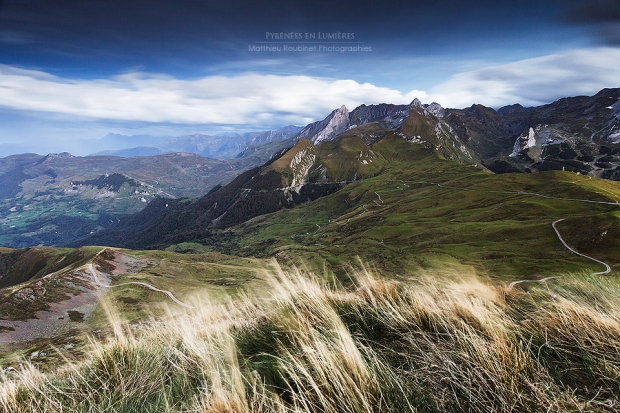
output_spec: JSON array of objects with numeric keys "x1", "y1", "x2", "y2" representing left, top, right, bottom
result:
[
  {"x1": 0, "y1": 246, "x2": 270, "y2": 356},
  {"x1": 3, "y1": 267, "x2": 620, "y2": 412},
  {"x1": 75, "y1": 136, "x2": 386, "y2": 249},
  {"x1": 217, "y1": 134, "x2": 620, "y2": 278}
]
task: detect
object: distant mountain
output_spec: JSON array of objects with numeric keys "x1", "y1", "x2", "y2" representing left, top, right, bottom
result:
[
  {"x1": 93, "y1": 146, "x2": 163, "y2": 157},
  {"x1": 250, "y1": 125, "x2": 302, "y2": 145},
  {"x1": 443, "y1": 88, "x2": 620, "y2": 175},
  {"x1": 91, "y1": 126, "x2": 302, "y2": 159},
  {"x1": 5, "y1": 88, "x2": 620, "y2": 249},
  {"x1": 70, "y1": 94, "x2": 484, "y2": 249},
  {"x1": 73, "y1": 87, "x2": 620, "y2": 250},
  {"x1": 77, "y1": 133, "x2": 172, "y2": 155},
  {"x1": 0, "y1": 151, "x2": 274, "y2": 248},
  {"x1": 292, "y1": 98, "x2": 477, "y2": 164},
  {"x1": 288, "y1": 88, "x2": 620, "y2": 177},
  {"x1": 73, "y1": 136, "x2": 361, "y2": 249}
]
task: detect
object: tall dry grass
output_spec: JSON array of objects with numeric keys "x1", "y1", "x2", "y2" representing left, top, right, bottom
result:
[{"x1": 1, "y1": 263, "x2": 619, "y2": 412}]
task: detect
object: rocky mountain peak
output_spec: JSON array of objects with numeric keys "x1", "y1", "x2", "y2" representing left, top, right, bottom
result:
[
  {"x1": 611, "y1": 99, "x2": 620, "y2": 119},
  {"x1": 348, "y1": 103, "x2": 409, "y2": 127},
  {"x1": 426, "y1": 102, "x2": 445, "y2": 118},
  {"x1": 409, "y1": 98, "x2": 424, "y2": 109},
  {"x1": 48, "y1": 152, "x2": 73, "y2": 158},
  {"x1": 497, "y1": 103, "x2": 526, "y2": 115},
  {"x1": 296, "y1": 105, "x2": 351, "y2": 146},
  {"x1": 312, "y1": 105, "x2": 350, "y2": 145}
]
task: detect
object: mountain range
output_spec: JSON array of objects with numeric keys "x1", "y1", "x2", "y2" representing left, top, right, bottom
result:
[
  {"x1": 91, "y1": 125, "x2": 302, "y2": 158},
  {"x1": 75, "y1": 88, "x2": 620, "y2": 253},
  {"x1": 3, "y1": 89, "x2": 620, "y2": 395},
  {"x1": 1, "y1": 88, "x2": 619, "y2": 250},
  {"x1": 2, "y1": 88, "x2": 620, "y2": 413},
  {"x1": 0, "y1": 151, "x2": 278, "y2": 248}
]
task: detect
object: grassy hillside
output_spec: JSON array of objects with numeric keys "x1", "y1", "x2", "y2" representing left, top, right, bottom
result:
[
  {"x1": 0, "y1": 246, "x2": 271, "y2": 367},
  {"x1": 193, "y1": 134, "x2": 620, "y2": 280},
  {"x1": 1, "y1": 266, "x2": 619, "y2": 412},
  {"x1": 2, "y1": 130, "x2": 620, "y2": 412}
]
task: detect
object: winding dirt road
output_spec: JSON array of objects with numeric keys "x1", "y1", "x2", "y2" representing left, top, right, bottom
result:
[
  {"x1": 508, "y1": 219, "x2": 612, "y2": 289},
  {"x1": 551, "y1": 218, "x2": 611, "y2": 275},
  {"x1": 87, "y1": 263, "x2": 195, "y2": 309}
]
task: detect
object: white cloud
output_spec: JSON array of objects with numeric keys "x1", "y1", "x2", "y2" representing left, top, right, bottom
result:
[
  {"x1": 2, "y1": 47, "x2": 618, "y2": 131},
  {"x1": 426, "y1": 48, "x2": 620, "y2": 108},
  {"x1": 0, "y1": 66, "x2": 426, "y2": 126}
]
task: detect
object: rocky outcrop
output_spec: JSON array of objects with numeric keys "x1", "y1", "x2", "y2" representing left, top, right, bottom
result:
[
  {"x1": 349, "y1": 103, "x2": 408, "y2": 127},
  {"x1": 297, "y1": 105, "x2": 351, "y2": 145},
  {"x1": 510, "y1": 127, "x2": 538, "y2": 157},
  {"x1": 426, "y1": 102, "x2": 445, "y2": 118}
]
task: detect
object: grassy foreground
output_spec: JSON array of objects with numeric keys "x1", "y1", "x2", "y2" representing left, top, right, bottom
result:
[{"x1": 1, "y1": 264, "x2": 619, "y2": 412}]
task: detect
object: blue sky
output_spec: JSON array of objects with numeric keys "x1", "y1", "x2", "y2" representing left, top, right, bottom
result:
[{"x1": 0, "y1": 0, "x2": 619, "y2": 155}]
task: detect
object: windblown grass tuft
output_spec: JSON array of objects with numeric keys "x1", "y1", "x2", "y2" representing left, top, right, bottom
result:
[{"x1": 1, "y1": 264, "x2": 619, "y2": 412}]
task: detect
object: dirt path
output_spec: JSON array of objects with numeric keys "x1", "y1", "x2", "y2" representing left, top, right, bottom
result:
[
  {"x1": 86, "y1": 263, "x2": 195, "y2": 309},
  {"x1": 551, "y1": 218, "x2": 611, "y2": 275},
  {"x1": 508, "y1": 219, "x2": 612, "y2": 289},
  {"x1": 508, "y1": 276, "x2": 562, "y2": 290}
]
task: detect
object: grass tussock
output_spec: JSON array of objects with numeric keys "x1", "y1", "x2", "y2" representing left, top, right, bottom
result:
[{"x1": 1, "y1": 263, "x2": 620, "y2": 412}]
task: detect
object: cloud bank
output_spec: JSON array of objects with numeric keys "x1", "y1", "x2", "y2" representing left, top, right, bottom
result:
[
  {"x1": 0, "y1": 66, "x2": 426, "y2": 127},
  {"x1": 1, "y1": 47, "x2": 619, "y2": 130},
  {"x1": 427, "y1": 48, "x2": 620, "y2": 109}
]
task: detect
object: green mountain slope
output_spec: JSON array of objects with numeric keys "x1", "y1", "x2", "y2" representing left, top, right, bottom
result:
[
  {"x1": 74, "y1": 135, "x2": 389, "y2": 249},
  {"x1": 214, "y1": 137, "x2": 618, "y2": 279},
  {"x1": 76, "y1": 132, "x2": 620, "y2": 280}
]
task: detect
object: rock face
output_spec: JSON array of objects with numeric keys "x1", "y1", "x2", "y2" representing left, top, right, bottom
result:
[
  {"x1": 406, "y1": 98, "x2": 420, "y2": 109},
  {"x1": 400, "y1": 99, "x2": 476, "y2": 163},
  {"x1": 297, "y1": 105, "x2": 351, "y2": 145},
  {"x1": 313, "y1": 105, "x2": 350, "y2": 145},
  {"x1": 510, "y1": 127, "x2": 538, "y2": 157},
  {"x1": 509, "y1": 125, "x2": 573, "y2": 160},
  {"x1": 437, "y1": 88, "x2": 620, "y2": 172},
  {"x1": 297, "y1": 103, "x2": 410, "y2": 146},
  {"x1": 612, "y1": 99, "x2": 620, "y2": 119},
  {"x1": 426, "y1": 102, "x2": 445, "y2": 118},
  {"x1": 287, "y1": 142, "x2": 317, "y2": 189},
  {"x1": 609, "y1": 100, "x2": 620, "y2": 143},
  {"x1": 349, "y1": 103, "x2": 409, "y2": 126},
  {"x1": 295, "y1": 87, "x2": 620, "y2": 177}
]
